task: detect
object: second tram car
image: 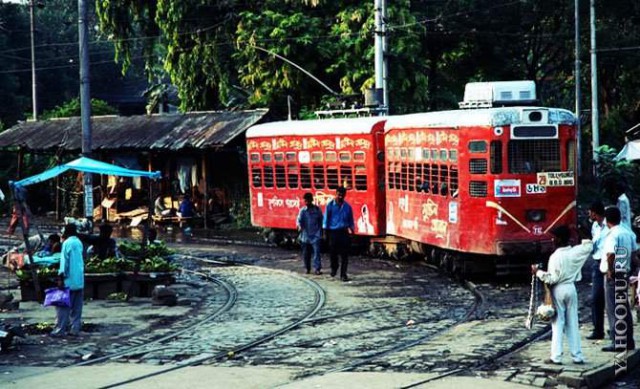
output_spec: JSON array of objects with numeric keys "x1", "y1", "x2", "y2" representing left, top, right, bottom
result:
[{"x1": 246, "y1": 81, "x2": 578, "y2": 275}]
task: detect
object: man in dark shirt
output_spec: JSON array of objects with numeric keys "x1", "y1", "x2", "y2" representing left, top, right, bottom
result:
[
  {"x1": 297, "y1": 192, "x2": 323, "y2": 275},
  {"x1": 323, "y1": 187, "x2": 355, "y2": 282}
]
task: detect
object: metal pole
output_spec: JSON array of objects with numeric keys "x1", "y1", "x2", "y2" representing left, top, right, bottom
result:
[
  {"x1": 575, "y1": 0, "x2": 582, "y2": 174},
  {"x1": 381, "y1": 0, "x2": 389, "y2": 111},
  {"x1": 29, "y1": 1, "x2": 37, "y2": 120},
  {"x1": 590, "y1": 0, "x2": 599, "y2": 167},
  {"x1": 78, "y1": 0, "x2": 93, "y2": 223},
  {"x1": 374, "y1": 0, "x2": 384, "y2": 108}
]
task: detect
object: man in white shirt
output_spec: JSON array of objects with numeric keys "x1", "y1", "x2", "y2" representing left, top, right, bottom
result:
[
  {"x1": 587, "y1": 201, "x2": 608, "y2": 340},
  {"x1": 601, "y1": 207, "x2": 636, "y2": 352},
  {"x1": 532, "y1": 225, "x2": 593, "y2": 364}
]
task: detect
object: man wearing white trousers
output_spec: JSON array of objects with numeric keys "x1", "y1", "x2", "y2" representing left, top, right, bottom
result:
[{"x1": 532, "y1": 226, "x2": 593, "y2": 365}]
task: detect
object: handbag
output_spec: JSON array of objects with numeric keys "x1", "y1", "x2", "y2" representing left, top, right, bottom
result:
[{"x1": 43, "y1": 287, "x2": 71, "y2": 308}]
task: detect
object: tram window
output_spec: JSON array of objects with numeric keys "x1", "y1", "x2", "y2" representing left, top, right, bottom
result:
[
  {"x1": 250, "y1": 153, "x2": 260, "y2": 163},
  {"x1": 354, "y1": 151, "x2": 366, "y2": 162},
  {"x1": 300, "y1": 165, "x2": 312, "y2": 188},
  {"x1": 440, "y1": 165, "x2": 449, "y2": 196},
  {"x1": 274, "y1": 152, "x2": 284, "y2": 162},
  {"x1": 408, "y1": 149, "x2": 415, "y2": 160},
  {"x1": 420, "y1": 163, "x2": 430, "y2": 193},
  {"x1": 440, "y1": 149, "x2": 448, "y2": 162},
  {"x1": 275, "y1": 165, "x2": 286, "y2": 188},
  {"x1": 326, "y1": 152, "x2": 337, "y2": 162},
  {"x1": 470, "y1": 159, "x2": 488, "y2": 174},
  {"x1": 508, "y1": 139, "x2": 560, "y2": 174},
  {"x1": 490, "y1": 141, "x2": 503, "y2": 174},
  {"x1": 401, "y1": 163, "x2": 408, "y2": 190},
  {"x1": 286, "y1": 152, "x2": 296, "y2": 162},
  {"x1": 340, "y1": 166, "x2": 353, "y2": 189},
  {"x1": 408, "y1": 163, "x2": 416, "y2": 191},
  {"x1": 311, "y1": 152, "x2": 323, "y2": 162},
  {"x1": 287, "y1": 165, "x2": 299, "y2": 188},
  {"x1": 469, "y1": 141, "x2": 487, "y2": 153},
  {"x1": 449, "y1": 150, "x2": 458, "y2": 162},
  {"x1": 415, "y1": 164, "x2": 423, "y2": 192},
  {"x1": 431, "y1": 149, "x2": 438, "y2": 161},
  {"x1": 387, "y1": 162, "x2": 395, "y2": 189},
  {"x1": 262, "y1": 153, "x2": 272, "y2": 163},
  {"x1": 470, "y1": 181, "x2": 488, "y2": 197},
  {"x1": 355, "y1": 165, "x2": 367, "y2": 190},
  {"x1": 567, "y1": 140, "x2": 576, "y2": 171},
  {"x1": 422, "y1": 149, "x2": 430, "y2": 161},
  {"x1": 400, "y1": 148, "x2": 407, "y2": 160},
  {"x1": 431, "y1": 164, "x2": 439, "y2": 193},
  {"x1": 251, "y1": 167, "x2": 262, "y2": 187},
  {"x1": 450, "y1": 167, "x2": 459, "y2": 197},
  {"x1": 313, "y1": 165, "x2": 325, "y2": 189},
  {"x1": 327, "y1": 166, "x2": 339, "y2": 189},
  {"x1": 263, "y1": 166, "x2": 274, "y2": 188},
  {"x1": 339, "y1": 152, "x2": 351, "y2": 162},
  {"x1": 394, "y1": 162, "x2": 402, "y2": 189}
]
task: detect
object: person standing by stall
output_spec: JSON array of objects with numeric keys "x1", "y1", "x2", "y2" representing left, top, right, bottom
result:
[{"x1": 51, "y1": 224, "x2": 85, "y2": 338}]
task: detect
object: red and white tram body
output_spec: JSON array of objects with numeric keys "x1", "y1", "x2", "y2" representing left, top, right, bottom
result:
[
  {"x1": 246, "y1": 117, "x2": 386, "y2": 236},
  {"x1": 384, "y1": 106, "x2": 577, "y2": 262}
]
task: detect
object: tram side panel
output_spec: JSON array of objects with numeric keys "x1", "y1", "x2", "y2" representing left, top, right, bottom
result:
[{"x1": 247, "y1": 128, "x2": 385, "y2": 236}]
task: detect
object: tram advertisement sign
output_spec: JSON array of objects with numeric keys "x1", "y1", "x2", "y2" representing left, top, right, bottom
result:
[
  {"x1": 536, "y1": 171, "x2": 574, "y2": 187},
  {"x1": 494, "y1": 179, "x2": 521, "y2": 197}
]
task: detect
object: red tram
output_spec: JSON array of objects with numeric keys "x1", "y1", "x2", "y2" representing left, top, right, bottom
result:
[
  {"x1": 246, "y1": 81, "x2": 578, "y2": 275},
  {"x1": 246, "y1": 117, "x2": 387, "y2": 240}
]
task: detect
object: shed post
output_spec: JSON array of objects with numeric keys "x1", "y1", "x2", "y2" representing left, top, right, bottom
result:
[{"x1": 203, "y1": 152, "x2": 209, "y2": 229}]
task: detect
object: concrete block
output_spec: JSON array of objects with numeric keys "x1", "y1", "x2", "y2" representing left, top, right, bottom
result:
[{"x1": 557, "y1": 371, "x2": 583, "y2": 388}]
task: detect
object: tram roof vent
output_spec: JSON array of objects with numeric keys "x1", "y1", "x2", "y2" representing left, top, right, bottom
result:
[{"x1": 459, "y1": 80, "x2": 537, "y2": 109}]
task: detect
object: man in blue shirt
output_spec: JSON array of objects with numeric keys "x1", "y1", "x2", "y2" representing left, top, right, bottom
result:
[
  {"x1": 297, "y1": 193, "x2": 324, "y2": 275},
  {"x1": 323, "y1": 187, "x2": 355, "y2": 281},
  {"x1": 51, "y1": 223, "x2": 85, "y2": 338}
]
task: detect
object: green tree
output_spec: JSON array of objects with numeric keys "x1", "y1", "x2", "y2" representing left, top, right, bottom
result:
[{"x1": 41, "y1": 98, "x2": 118, "y2": 119}]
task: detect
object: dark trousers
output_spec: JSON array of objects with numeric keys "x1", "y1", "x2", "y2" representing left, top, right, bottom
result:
[
  {"x1": 605, "y1": 277, "x2": 635, "y2": 350},
  {"x1": 328, "y1": 229, "x2": 350, "y2": 278},
  {"x1": 591, "y1": 260, "x2": 605, "y2": 336}
]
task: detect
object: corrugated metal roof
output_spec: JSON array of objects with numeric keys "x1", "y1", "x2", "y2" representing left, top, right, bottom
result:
[{"x1": 0, "y1": 110, "x2": 268, "y2": 152}]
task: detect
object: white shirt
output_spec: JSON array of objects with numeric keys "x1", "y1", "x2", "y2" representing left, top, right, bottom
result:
[
  {"x1": 537, "y1": 241, "x2": 593, "y2": 285},
  {"x1": 591, "y1": 219, "x2": 608, "y2": 261},
  {"x1": 600, "y1": 224, "x2": 638, "y2": 273}
]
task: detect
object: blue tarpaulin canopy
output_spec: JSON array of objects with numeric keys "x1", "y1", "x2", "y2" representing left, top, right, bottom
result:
[{"x1": 14, "y1": 157, "x2": 161, "y2": 187}]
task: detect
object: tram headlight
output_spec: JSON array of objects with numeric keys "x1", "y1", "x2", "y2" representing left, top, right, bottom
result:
[{"x1": 526, "y1": 209, "x2": 546, "y2": 222}]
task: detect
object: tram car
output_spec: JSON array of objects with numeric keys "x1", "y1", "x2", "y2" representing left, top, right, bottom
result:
[
  {"x1": 246, "y1": 117, "x2": 387, "y2": 243},
  {"x1": 246, "y1": 81, "x2": 578, "y2": 275}
]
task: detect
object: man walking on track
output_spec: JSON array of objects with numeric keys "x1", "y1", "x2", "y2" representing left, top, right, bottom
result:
[
  {"x1": 323, "y1": 187, "x2": 354, "y2": 282},
  {"x1": 297, "y1": 192, "x2": 323, "y2": 275}
]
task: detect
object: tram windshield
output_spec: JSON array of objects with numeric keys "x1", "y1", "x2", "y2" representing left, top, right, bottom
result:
[{"x1": 508, "y1": 139, "x2": 560, "y2": 174}]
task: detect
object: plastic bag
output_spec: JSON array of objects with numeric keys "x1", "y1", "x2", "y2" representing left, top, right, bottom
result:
[{"x1": 43, "y1": 287, "x2": 71, "y2": 308}]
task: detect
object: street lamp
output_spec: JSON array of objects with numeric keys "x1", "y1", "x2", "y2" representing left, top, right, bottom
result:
[{"x1": 28, "y1": 0, "x2": 44, "y2": 121}]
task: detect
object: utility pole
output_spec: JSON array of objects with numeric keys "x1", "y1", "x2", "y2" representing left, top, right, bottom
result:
[
  {"x1": 29, "y1": 0, "x2": 38, "y2": 120},
  {"x1": 590, "y1": 0, "x2": 599, "y2": 169},
  {"x1": 574, "y1": 0, "x2": 582, "y2": 173},
  {"x1": 78, "y1": 0, "x2": 93, "y2": 223},
  {"x1": 374, "y1": 0, "x2": 388, "y2": 113}
]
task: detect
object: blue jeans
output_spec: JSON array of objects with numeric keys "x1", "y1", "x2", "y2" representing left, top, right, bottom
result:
[
  {"x1": 591, "y1": 260, "x2": 605, "y2": 336},
  {"x1": 302, "y1": 240, "x2": 322, "y2": 272},
  {"x1": 53, "y1": 289, "x2": 83, "y2": 335}
]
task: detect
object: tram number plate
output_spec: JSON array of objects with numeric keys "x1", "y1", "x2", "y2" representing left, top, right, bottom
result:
[{"x1": 526, "y1": 184, "x2": 546, "y2": 194}]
